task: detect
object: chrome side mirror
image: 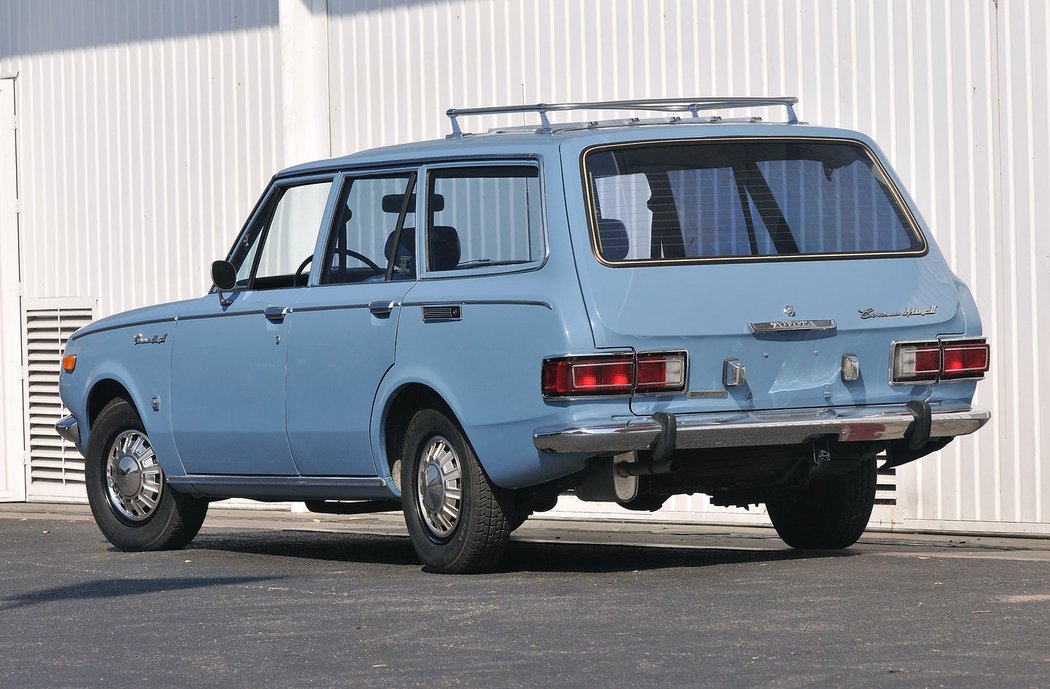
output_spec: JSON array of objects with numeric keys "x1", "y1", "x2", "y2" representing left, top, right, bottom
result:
[{"x1": 211, "y1": 260, "x2": 237, "y2": 306}]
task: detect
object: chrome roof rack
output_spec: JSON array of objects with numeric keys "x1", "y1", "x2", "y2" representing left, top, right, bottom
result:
[{"x1": 445, "y1": 97, "x2": 800, "y2": 138}]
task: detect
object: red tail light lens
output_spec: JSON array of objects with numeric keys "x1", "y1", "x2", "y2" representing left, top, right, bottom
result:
[
  {"x1": 892, "y1": 339, "x2": 989, "y2": 383},
  {"x1": 542, "y1": 352, "x2": 686, "y2": 397},
  {"x1": 941, "y1": 341, "x2": 991, "y2": 379}
]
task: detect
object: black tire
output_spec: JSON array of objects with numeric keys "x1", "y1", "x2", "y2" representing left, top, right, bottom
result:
[
  {"x1": 766, "y1": 457, "x2": 877, "y2": 549},
  {"x1": 401, "y1": 408, "x2": 515, "y2": 573},
  {"x1": 85, "y1": 398, "x2": 208, "y2": 551}
]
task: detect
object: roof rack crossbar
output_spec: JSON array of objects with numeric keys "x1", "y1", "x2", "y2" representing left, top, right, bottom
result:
[{"x1": 446, "y1": 97, "x2": 799, "y2": 137}]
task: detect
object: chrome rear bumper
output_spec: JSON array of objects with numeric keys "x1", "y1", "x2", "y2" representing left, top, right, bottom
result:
[
  {"x1": 533, "y1": 405, "x2": 990, "y2": 454},
  {"x1": 55, "y1": 415, "x2": 80, "y2": 446}
]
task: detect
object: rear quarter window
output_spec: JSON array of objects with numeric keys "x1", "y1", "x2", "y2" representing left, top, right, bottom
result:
[
  {"x1": 426, "y1": 165, "x2": 544, "y2": 272},
  {"x1": 584, "y1": 139, "x2": 925, "y2": 263}
]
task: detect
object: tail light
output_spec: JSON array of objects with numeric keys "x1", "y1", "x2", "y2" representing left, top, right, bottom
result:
[
  {"x1": 892, "y1": 339, "x2": 989, "y2": 383},
  {"x1": 941, "y1": 341, "x2": 991, "y2": 379},
  {"x1": 542, "y1": 352, "x2": 686, "y2": 397},
  {"x1": 893, "y1": 342, "x2": 941, "y2": 382}
]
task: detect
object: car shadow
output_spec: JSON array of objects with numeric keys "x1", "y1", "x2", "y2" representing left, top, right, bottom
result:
[
  {"x1": 1, "y1": 575, "x2": 286, "y2": 610},
  {"x1": 499, "y1": 539, "x2": 854, "y2": 574},
  {"x1": 185, "y1": 529, "x2": 854, "y2": 574},
  {"x1": 188, "y1": 529, "x2": 421, "y2": 566}
]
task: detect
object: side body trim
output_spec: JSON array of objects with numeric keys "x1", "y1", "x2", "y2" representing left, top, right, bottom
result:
[{"x1": 166, "y1": 475, "x2": 393, "y2": 501}]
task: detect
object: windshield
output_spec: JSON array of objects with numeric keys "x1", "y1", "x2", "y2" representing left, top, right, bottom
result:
[{"x1": 584, "y1": 139, "x2": 925, "y2": 263}]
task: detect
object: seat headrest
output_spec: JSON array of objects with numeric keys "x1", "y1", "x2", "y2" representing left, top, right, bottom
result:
[
  {"x1": 429, "y1": 226, "x2": 461, "y2": 271},
  {"x1": 597, "y1": 218, "x2": 630, "y2": 261},
  {"x1": 385, "y1": 228, "x2": 414, "y2": 265},
  {"x1": 384, "y1": 226, "x2": 461, "y2": 272}
]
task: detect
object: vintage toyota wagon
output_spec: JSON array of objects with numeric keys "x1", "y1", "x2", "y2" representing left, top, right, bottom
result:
[{"x1": 57, "y1": 98, "x2": 990, "y2": 573}]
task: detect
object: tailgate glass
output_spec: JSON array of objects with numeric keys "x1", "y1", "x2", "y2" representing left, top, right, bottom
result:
[{"x1": 584, "y1": 139, "x2": 925, "y2": 263}]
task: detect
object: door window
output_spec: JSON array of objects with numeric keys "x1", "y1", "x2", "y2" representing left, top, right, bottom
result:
[
  {"x1": 321, "y1": 174, "x2": 416, "y2": 284},
  {"x1": 229, "y1": 180, "x2": 333, "y2": 289}
]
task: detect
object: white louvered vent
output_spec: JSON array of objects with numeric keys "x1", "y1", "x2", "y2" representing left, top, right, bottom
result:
[{"x1": 24, "y1": 301, "x2": 93, "y2": 500}]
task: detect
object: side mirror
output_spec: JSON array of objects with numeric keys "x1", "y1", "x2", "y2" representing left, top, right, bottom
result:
[
  {"x1": 211, "y1": 260, "x2": 237, "y2": 306},
  {"x1": 211, "y1": 260, "x2": 237, "y2": 290}
]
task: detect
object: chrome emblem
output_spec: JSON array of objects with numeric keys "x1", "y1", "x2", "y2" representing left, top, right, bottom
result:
[
  {"x1": 783, "y1": 305, "x2": 795, "y2": 317},
  {"x1": 858, "y1": 306, "x2": 938, "y2": 320},
  {"x1": 133, "y1": 334, "x2": 168, "y2": 345},
  {"x1": 749, "y1": 319, "x2": 837, "y2": 334}
]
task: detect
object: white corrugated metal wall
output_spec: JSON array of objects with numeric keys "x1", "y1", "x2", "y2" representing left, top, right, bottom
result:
[
  {"x1": 0, "y1": 0, "x2": 1045, "y2": 534},
  {"x1": 0, "y1": 0, "x2": 285, "y2": 500},
  {"x1": 0, "y1": 0, "x2": 284, "y2": 314}
]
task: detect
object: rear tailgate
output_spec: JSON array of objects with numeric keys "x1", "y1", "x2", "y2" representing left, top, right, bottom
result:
[
  {"x1": 563, "y1": 132, "x2": 971, "y2": 416},
  {"x1": 576, "y1": 257, "x2": 964, "y2": 416}
]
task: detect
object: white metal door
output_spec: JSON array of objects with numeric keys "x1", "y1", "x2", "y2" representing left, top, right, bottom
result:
[{"x1": 0, "y1": 78, "x2": 24, "y2": 501}]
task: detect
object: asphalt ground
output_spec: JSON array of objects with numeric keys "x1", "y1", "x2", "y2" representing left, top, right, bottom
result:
[{"x1": 1, "y1": 504, "x2": 1049, "y2": 689}]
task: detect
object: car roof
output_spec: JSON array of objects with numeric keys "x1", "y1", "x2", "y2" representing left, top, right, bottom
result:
[{"x1": 276, "y1": 122, "x2": 878, "y2": 178}]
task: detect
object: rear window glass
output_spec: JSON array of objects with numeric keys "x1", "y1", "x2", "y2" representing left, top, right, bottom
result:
[{"x1": 585, "y1": 140, "x2": 924, "y2": 262}]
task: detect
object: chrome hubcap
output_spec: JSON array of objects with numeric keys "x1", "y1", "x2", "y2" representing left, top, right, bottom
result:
[
  {"x1": 416, "y1": 435, "x2": 462, "y2": 539},
  {"x1": 105, "y1": 430, "x2": 163, "y2": 522}
]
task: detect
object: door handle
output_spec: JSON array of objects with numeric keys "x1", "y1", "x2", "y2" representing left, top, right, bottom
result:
[
  {"x1": 368, "y1": 300, "x2": 397, "y2": 317},
  {"x1": 264, "y1": 306, "x2": 289, "y2": 322}
]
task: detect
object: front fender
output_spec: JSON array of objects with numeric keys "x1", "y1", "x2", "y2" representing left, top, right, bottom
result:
[{"x1": 58, "y1": 323, "x2": 187, "y2": 478}]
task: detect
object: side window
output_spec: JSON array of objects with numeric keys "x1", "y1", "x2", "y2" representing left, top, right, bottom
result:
[
  {"x1": 230, "y1": 180, "x2": 333, "y2": 289},
  {"x1": 321, "y1": 174, "x2": 416, "y2": 285},
  {"x1": 426, "y1": 166, "x2": 543, "y2": 272}
]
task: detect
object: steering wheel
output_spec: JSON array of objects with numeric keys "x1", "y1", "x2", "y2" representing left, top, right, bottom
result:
[{"x1": 294, "y1": 249, "x2": 384, "y2": 284}]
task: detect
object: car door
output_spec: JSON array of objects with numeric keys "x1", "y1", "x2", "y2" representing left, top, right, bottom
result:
[
  {"x1": 170, "y1": 176, "x2": 336, "y2": 475},
  {"x1": 284, "y1": 171, "x2": 418, "y2": 476}
]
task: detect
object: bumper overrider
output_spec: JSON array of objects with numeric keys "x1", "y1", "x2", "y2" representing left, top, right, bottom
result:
[
  {"x1": 533, "y1": 404, "x2": 990, "y2": 454},
  {"x1": 55, "y1": 415, "x2": 80, "y2": 446}
]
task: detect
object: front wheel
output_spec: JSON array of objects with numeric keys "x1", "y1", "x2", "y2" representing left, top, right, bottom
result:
[
  {"x1": 85, "y1": 398, "x2": 208, "y2": 551},
  {"x1": 765, "y1": 457, "x2": 876, "y2": 549},
  {"x1": 401, "y1": 408, "x2": 515, "y2": 573}
]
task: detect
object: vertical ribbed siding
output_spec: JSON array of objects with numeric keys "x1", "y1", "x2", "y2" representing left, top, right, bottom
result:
[
  {"x1": 326, "y1": 0, "x2": 1046, "y2": 532},
  {"x1": 0, "y1": 0, "x2": 282, "y2": 317},
  {"x1": 992, "y1": 0, "x2": 1048, "y2": 527}
]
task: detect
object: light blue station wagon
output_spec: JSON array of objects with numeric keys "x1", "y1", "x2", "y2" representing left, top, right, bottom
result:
[{"x1": 57, "y1": 98, "x2": 990, "y2": 573}]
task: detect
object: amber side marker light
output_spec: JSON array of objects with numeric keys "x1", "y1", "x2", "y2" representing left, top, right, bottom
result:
[{"x1": 62, "y1": 354, "x2": 77, "y2": 373}]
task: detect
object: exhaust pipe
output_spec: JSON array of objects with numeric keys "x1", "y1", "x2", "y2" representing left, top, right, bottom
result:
[{"x1": 616, "y1": 459, "x2": 681, "y2": 477}]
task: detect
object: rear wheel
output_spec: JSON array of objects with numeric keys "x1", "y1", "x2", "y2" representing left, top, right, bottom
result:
[
  {"x1": 85, "y1": 398, "x2": 208, "y2": 551},
  {"x1": 765, "y1": 457, "x2": 876, "y2": 549},
  {"x1": 401, "y1": 408, "x2": 515, "y2": 573}
]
